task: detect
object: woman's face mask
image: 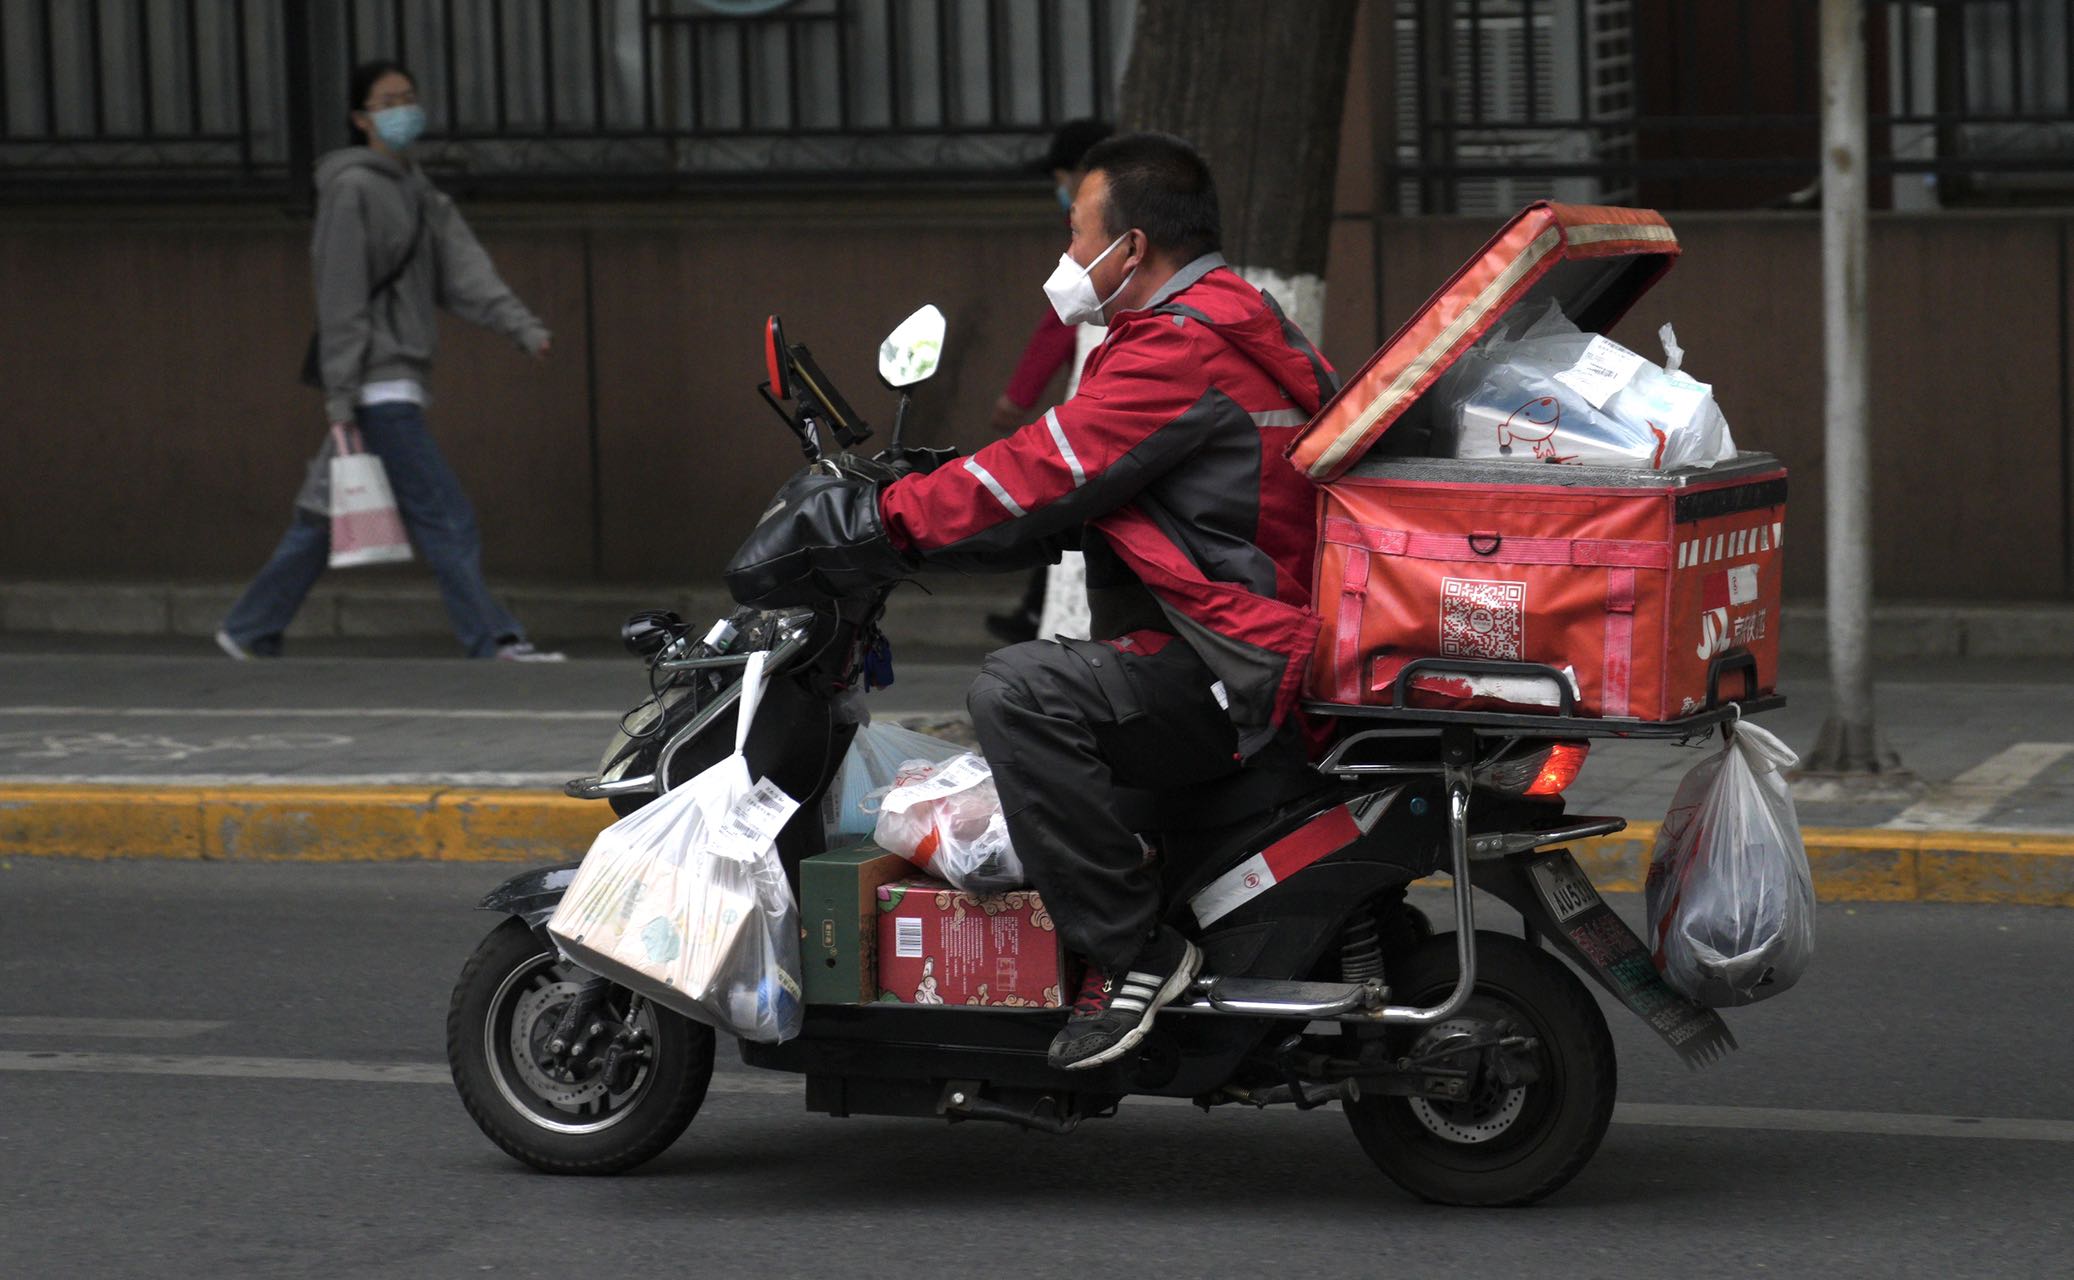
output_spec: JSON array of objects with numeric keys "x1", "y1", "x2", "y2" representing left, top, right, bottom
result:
[
  {"x1": 1042, "y1": 231, "x2": 1134, "y2": 327},
  {"x1": 369, "y1": 104, "x2": 426, "y2": 151}
]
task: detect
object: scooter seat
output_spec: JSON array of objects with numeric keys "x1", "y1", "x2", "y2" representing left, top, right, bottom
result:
[{"x1": 1111, "y1": 739, "x2": 1323, "y2": 834}]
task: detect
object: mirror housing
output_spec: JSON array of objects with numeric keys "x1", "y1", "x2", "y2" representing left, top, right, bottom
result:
[
  {"x1": 877, "y1": 305, "x2": 946, "y2": 388},
  {"x1": 620, "y1": 609, "x2": 684, "y2": 658}
]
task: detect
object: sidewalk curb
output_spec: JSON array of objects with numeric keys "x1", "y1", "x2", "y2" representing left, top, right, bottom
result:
[
  {"x1": 1567, "y1": 823, "x2": 2074, "y2": 908},
  {"x1": 3, "y1": 785, "x2": 2072, "y2": 907},
  {"x1": 0, "y1": 785, "x2": 607, "y2": 865}
]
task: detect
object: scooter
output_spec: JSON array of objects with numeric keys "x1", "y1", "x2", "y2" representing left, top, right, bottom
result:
[{"x1": 446, "y1": 306, "x2": 1770, "y2": 1206}]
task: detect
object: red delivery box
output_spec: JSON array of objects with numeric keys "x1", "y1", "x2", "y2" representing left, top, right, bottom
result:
[
  {"x1": 1287, "y1": 201, "x2": 1785, "y2": 720},
  {"x1": 875, "y1": 879, "x2": 1067, "y2": 1008}
]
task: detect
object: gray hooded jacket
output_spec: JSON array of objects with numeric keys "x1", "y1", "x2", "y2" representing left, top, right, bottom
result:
[{"x1": 311, "y1": 147, "x2": 549, "y2": 424}]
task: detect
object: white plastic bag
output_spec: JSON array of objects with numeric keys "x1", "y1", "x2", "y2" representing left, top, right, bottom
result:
[
  {"x1": 548, "y1": 651, "x2": 805, "y2": 1043},
  {"x1": 823, "y1": 722, "x2": 970, "y2": 842},
  {"x1": 1644, "y1": 720, "x2": 1815, "y2": 1007},
  {"x1": 873, "y1": 752, "x2": 1026, "y2": 895},
  {"x1": 1441, "y1": 301, "x2": 1736, "y2": 470},
  {"x1": 326, "y1": 425, "x2": 414, "y2": 567}
]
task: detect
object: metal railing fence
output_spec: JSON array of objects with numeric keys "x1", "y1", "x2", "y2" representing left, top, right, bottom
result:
[{"x1": 0, "y1": 0, "x2": 1131, "y2": 198}]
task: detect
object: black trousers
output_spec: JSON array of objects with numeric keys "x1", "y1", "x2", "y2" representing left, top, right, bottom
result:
[{"x1": 967, "y1": 633, "x2": 1242, "y2": 974}]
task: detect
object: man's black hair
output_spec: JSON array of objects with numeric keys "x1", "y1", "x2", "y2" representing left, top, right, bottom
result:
[
  {"x1": 348, "y1": 59, "x2": 414, "y2": 146},
  {"x1": 1078, "y1": 131, "x2": 1221, "y2": 262},
  {"x1": 1036, "y1": 118, "x2": 1114, "y2": 174}
]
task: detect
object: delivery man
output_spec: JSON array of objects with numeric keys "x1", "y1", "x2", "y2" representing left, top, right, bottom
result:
[{"x1": 728, "y1": 133, "x2": 1337, "y2": 1069}]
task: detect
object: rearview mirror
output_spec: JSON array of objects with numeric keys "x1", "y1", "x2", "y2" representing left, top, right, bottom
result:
[{"x1": 878, "y1": 305, "x2": 946, "y2": 388}]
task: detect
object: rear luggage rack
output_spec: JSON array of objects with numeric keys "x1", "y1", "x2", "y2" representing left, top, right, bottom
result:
[{"x1": 1307, "y1": 652, "x2": 1782, "y2": 740}]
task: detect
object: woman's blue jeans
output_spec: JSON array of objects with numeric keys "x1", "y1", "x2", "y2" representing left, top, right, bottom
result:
[{"x1": 222, "y1": 402, "x2": 525, "y2": 658}]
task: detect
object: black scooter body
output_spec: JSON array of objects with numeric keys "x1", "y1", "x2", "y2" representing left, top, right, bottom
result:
[{"x1": 480, "y1": 700, "x2": 1559, "y2": 1116}]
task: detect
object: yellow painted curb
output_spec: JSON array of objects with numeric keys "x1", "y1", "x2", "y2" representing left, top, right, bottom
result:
[
  {"x1": 2, "y1": 787, "x2": 2073, "y2": 907},
  {"x1": 1567, "y1": 822, "x2": 2074, "y2": 909},
  {"x1": 0, "y1": 785, "x2": 609, "y2": 863}
]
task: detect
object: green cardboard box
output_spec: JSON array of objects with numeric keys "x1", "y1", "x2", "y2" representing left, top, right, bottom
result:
[{"x1": 799, "y1": 842, "x2": 915, "y2": 1004}]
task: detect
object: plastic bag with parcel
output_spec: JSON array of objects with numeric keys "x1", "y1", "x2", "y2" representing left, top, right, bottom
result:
[{"x1": 1439, "y1": 300, "x2": 1736, "y2": 469}]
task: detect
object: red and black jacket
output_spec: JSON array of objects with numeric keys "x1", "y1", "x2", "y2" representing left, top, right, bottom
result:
[{"x1": 880, "y1": 255, "x2": 1338, "y2": 752}]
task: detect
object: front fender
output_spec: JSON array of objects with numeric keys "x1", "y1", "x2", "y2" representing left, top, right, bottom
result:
[{"x1": 477, "y1": 863, "x2": 581, "y2": 931}]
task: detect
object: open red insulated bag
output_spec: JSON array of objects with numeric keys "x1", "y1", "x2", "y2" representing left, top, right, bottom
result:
[{"x1": 1288, "y1": 202, "x2": 1786, "y2": 721}]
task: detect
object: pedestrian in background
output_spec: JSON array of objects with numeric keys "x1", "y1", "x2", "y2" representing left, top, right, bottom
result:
[
  {"x1": 984, "y1": 118, "x2": 1112, "y2": 646},
  {"x1": 218, "y1": 59, "x2": 562, "y2": 661}
]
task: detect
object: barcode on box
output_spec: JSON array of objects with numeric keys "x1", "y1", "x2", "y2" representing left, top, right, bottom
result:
[{"x1": 895, "y1": 917, "x2": 924, "y2": 959}]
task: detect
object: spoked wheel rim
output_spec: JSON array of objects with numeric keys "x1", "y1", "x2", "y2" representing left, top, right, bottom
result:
[{"x1": 484, "y1": 951, "x2": 660, "y2": 1136}]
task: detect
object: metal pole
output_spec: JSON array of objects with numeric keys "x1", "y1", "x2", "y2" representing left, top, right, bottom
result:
[
  {"x1": 283, "y1": 0, "x2": 317, "y2": 210},
  {"x1": 1809, "y1": 0, "x2": 1884, "y2": 776}
]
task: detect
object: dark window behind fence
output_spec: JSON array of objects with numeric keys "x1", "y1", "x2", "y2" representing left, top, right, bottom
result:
[
  {"x1": 0, "y1": 0, "x2": 1132, "y2": 198},
  {"x1": 3, "y1": 1, "x2": 2069, "y2": 207},
  {"x1": 1393, "y1": 0, "x2": 2074, "y2": 214}
]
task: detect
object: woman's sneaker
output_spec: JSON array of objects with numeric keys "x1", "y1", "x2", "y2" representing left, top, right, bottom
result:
[
  {"x1": 494, "y1": 640, "x2": 566, "y2": 662},
  {"x1": 1047, "y1": 926, "x2": 1202, "y2": 1071}
]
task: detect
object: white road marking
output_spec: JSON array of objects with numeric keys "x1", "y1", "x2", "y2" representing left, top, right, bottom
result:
[
  {"x1": 0, "y1": 1051, "x2": 454, "y2": 1085},
  {"x1": 7, "y1": 1050, "x2": 2074, "y2": 1143},
  {"x1": 0, "y1": 771, "x2": 576, "y2": 788},
  {"x1": 0, "y1": 1017, "x2": 228, "y2": 1039},
  {"x1": 1883, "y1": 742, "x2": 2074, "y2": 830},
  {"x1": 1611, "y1": 1102, "x2": 2074, "y2": 1143},
  {"x1": 0, "y1": 706, "x2": 622, "y2": 722}
]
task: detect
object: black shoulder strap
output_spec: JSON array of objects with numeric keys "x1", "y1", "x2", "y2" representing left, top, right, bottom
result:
[{"x1": 368, "y1": 194, "x2": 427, "y2": 300}]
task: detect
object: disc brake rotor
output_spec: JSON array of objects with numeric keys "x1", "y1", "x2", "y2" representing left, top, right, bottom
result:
[
  {"x1": 1405, "y1": 1017, "x2": 1528, "y2": 1145},
  {"x1": 509, "y1": 979, "x2": 611, "y2": 1111}
]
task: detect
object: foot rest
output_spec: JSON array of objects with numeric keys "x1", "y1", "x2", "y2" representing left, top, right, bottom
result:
[{"x1": 1168, "y1": 976, "x2": 1388, "y2": 1019}]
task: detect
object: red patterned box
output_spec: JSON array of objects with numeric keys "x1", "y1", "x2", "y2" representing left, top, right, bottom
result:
[{"x1": 874, "y1": 879, "x2": 1067, "y2": 1008}]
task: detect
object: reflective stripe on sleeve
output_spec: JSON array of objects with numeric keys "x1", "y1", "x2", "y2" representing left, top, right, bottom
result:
[
  {"x1": 963, "y1": 457, "x2": 1027, "y2": 518},
  {"x1": 1045, "y1": 408, "x2": 1087, "y2": 488}
]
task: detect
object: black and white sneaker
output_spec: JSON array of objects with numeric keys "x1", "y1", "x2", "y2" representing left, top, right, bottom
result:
[{"x1": 1048, "y1": 926, "x2": 1202, "y2": 1071}]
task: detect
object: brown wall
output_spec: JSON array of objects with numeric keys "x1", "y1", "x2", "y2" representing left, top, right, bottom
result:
[
  {"x1": 1, "y1": 201, "x2": 2069, "y2": 600},
  {"x1": 0, "y1": 196, "x2": 1067, "y2": 586}
]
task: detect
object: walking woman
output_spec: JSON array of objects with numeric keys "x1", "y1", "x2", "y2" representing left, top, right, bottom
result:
[{"x1": 218, "y1": 59, "x2": 560, "y2": 661}]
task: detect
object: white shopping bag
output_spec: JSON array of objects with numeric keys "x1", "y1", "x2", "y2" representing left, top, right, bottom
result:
[
  {"x1": 1645, "y1": 720, "x2": 1815, "y2": 1007},
  {"x1": 326, "y1": 425, "x2": 413, "y2": 568},
  {"x1": 548, "y1": 651, "x2": 807, "y2": 1042}
]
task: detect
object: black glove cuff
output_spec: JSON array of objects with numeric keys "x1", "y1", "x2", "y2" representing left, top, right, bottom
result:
[{"x1": 724, "y1": 467, "x2": 917, "y2": 608}]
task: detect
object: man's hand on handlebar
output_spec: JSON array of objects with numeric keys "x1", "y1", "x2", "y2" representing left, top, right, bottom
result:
[{"x1": 818, "y1": 447, "x2": 960, "y2": 488}]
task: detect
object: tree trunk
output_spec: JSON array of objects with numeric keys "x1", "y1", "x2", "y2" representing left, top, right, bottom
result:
[{"x1": 1118, "y1": 0, "x2": 1360, "y2": 344}]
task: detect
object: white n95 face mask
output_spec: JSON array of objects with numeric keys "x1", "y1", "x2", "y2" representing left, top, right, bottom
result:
[{"x1": 1042, "y1": 233, "x2": 1135, "y2": 326}]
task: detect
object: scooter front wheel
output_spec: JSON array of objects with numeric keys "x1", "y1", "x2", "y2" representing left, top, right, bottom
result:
[
  {"x1": 1343, "y1": 930, "x2": 1615, "y2": 1207},
  {"x1": 447, "y1": 917, "x2": 715, "y2": 1174}
]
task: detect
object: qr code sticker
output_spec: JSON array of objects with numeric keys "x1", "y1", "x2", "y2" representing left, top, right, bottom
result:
[{"x1": 1440, "y1": 578, "x2": 1526, "y2": 659}]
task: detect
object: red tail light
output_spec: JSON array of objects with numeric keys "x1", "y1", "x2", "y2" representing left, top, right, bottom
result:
[{"x1": 1524, "y1": 742, "x2": 1590, "y2": 796}]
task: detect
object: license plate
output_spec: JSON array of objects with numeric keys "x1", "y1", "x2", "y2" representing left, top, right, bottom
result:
[{"x1": 1528, "y1": 854, "x2": 1603, "y2": 923}]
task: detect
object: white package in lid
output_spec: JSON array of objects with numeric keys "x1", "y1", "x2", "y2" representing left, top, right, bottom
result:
[
  {"x1": 1441, "y1": 301, "x2": 1736, "y2": 470},
  {"x1": 548, "y1": 650, "x2": 806, "y2": 1043},
  {"x1": 872, "y1": 752, "x2": 1027, "y2": 895}
]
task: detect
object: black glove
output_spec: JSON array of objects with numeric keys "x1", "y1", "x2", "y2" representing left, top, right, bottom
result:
[
  {"x1": 873, "y1": 445, "x2": 960, "y2": 479},
  {"x1": 725, "y1": 466, "x2": 918, "y2": 609}
]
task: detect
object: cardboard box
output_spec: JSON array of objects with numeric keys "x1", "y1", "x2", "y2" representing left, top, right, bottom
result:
[
  {"x1": 874, "y1": 879, "x2": 1067, "y2": 1008},
  {"x1": 799, "y1": 843, "x2": 914, "y2": 1005}
]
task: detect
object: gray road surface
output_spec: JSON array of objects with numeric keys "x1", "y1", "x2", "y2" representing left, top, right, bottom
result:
[{"x1": 2, "y1": 858, "x2": 2071, "y2": 1279}]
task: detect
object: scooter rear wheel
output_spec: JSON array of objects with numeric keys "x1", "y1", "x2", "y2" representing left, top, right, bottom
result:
[
  {"x1": 1342, "y1": 930, "x2": 1615, "y2": 1207},
  {"x1": 447, "y1": 917, "x2": 715, "y2": 1174}
]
